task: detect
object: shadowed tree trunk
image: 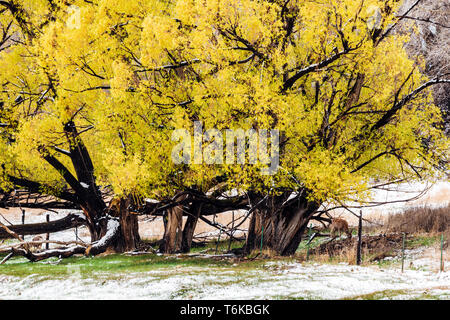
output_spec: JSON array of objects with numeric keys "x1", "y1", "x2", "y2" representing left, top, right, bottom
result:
[
  {"x1": 244, "y1": 190, "x2": 320, "y2": 256},
  {"x1": 159, "y1": 194, "x2": 186, "y2": 253},
  {"x1": 157, "y1": 191, "x2": 249, "y2": 254},
  {"x1": 181, "y1": 202, "x2": 203, "y2": 253},
  {"x1": 107, "y1": 197, "x2": 141, "y2": 252}
]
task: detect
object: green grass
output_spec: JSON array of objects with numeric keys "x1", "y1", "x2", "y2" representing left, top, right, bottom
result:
[
  {"x1": 0, "y1": 233, "x2": 441, "y2": 279},
  {"x1": 0, "y1": 247, "x2": 288, "y2": 278},
  {"x1": 406, "y1": 234, "x2": 440, "y2": 249},
  {"x1": 344, "y1": 289, "x2": 411, "y2": 300},
  {"x1": 296, "y1": 232, "x2": 330, "y2": 252},
  {"x1": 0, "y1": 236, "x2": 300, "y2": 280},
  {"x1": 189, "y1": 239, "x2": 244, "y2": 253},
  {"x1": 344, "y1": 288, "x2": 450, "y2": 300},
  {"x1": 0, "y1": 253, "x2": 235, "y2": 277}
]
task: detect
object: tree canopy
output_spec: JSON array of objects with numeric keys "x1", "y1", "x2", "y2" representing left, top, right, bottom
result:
[
  {"x1": 1, "y1": 0, "x2": 447, "y2": 201},
  {"x1": 0, "y1": 0, "x2": 448, "y2": 257}
]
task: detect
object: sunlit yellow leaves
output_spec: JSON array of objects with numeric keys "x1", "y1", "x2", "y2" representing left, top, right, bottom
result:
[
  {"x1": 141, "y1": 14, "x2": 182, "y2": 67},
  {"x1": 0, "y1": 0, "x2": 447, "y2": 204}
]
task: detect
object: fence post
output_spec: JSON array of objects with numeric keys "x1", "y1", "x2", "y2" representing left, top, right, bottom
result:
[
  {"x1": 401, "y1": 232, "x2": 406, "y2": 273},
  {"x1": 260, "y1": 224, "x2": 264, "y2": 253},
  {"x1": 227, "y1": 211, "x2": 235, "y2": 252},
  {"x1": 46, "y1": 214, "x2": 50, "y2": 250},
  {"x1": 356, "y1": 211, "x2": 362, "y2": 265},
  {"x1": 215, "y1": 227, "x2": 222, "y2": 255},
  {"x1": 21, "y1": 209, "x2": 25, "y2": 240},
  {"x1": 441, "y1": 233, "x2": 445, "y2": 272},
  {"x1": 306, "y1": 224, "x2": 312, "y2": 261}
]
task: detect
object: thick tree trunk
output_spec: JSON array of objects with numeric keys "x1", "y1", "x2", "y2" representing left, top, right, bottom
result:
[
  {"x1": 111, "y1": 198, "x2": 140, "y2": 252},
  {"x1": 95, "y1": 197, "x2": 141, "y2": 253},
  {"x1": 85, "y1": 218, "x2": 121, "y2": 256},
  {"x1": 244, "y1": 192, "x2": 320, "y2": 256},
  {"x1": 180, "y1": 202, "x2": 203, "y2": 253},
  {"x1": 159, "y1": 193, "x2": 192, "y2": 254},
  {"x1": 160, "y1": 204, "x2": 184, "y2": 253}
]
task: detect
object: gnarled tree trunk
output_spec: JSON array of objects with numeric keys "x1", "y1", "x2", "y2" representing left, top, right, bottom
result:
[
  {"x1": 118, "y1": 209, "x2": 140, "y2": 252},
  {"x1": 108, "y1": 197, "x2": 140, "y2": 252},
  {"x1": 156, "y1": 190, "x2": 249, "y2": 254},
  {"x1": 83, "y1": 197, "x2": 141, "y2": 254},
  {"x1": 180, "y1": 202, "x2": 203, "y2": 253},
  {"x1": 244, "y1": 191, "x2": 320, "y2": 256},
  {"x1": 160, "y1": 201, "x2": 184, "y2": 253}
]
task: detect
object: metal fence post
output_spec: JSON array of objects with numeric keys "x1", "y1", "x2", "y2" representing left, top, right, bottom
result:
[
  {"x1": 441, "y1": 233, "x2": 445, "y2": 272},
  {"x1": 260, "y1": 224, "x2": 264, "y2": 253},
  {"x1": 356, "y1": 211, "x2": 362, "y2": 265},
  {"x1": 46, "y1": 214, "x2": 50, "y2": 250},
  {"x1": 401, "y1": 232, "x2": 406, "y2": 273},
  {"x1": 306, "y1": 224, "x2": 312, "y2": 261}
]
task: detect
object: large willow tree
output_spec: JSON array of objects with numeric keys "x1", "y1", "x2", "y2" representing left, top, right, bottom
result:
[{"x1": 0, "y1": 0, "x2": 448, "y2": 258}]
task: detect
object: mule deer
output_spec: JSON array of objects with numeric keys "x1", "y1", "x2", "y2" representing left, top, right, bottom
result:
[
  {"x1": 330, "y1": 218, "x2": 352, "y2": 239},
  {"x1": 29, "y1": 235, "x2": 44, "y2": 252}
]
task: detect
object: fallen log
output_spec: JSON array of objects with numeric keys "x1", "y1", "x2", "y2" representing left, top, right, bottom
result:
[
  {"x1": 0, "y1": 213, "x2": 86, "y2": 239},
  {"x1": 10, "y1": 245, "x2": 87, "y2": 262},
  {"x1": 3, "y1": 218, "x2": 120, "y2": 262},
  {"x1": 0, "y1": 240, "x2": 87, "y2": 253}
]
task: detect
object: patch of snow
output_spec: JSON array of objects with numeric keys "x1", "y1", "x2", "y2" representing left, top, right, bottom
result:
[
  {"x1": 80, "y1": 182, "x2": 89, "y2": 189},
  {"x1": 0, "y1": 262, "x2": 448, "y2": 299}
]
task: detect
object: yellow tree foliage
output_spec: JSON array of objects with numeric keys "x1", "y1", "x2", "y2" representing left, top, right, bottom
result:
[{"x1": 0, "y1": 0, "x2": 448, "y2": 206}]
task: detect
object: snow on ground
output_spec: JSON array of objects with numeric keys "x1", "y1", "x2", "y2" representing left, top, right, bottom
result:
[
  {"x1": 0, "y1": 261, "x2": 448, "y2": 300},
  {"x1": 0, "y1": 181, "x2": 447, "y2": 300}
]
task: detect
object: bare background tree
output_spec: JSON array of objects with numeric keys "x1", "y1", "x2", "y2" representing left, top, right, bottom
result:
[{"x1": 399, "y1": 0, "x2": 450, "y2": 134}]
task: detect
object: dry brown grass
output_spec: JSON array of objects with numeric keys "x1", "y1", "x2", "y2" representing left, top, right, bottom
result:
[
  {"x1": 384, "y1": 205, "x2": 450, "y2": 237},
  {"x1": 308, "y1": 234, "x2": 405, "y2": 263}
]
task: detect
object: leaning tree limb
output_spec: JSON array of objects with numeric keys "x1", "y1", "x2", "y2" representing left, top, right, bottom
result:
[
  {"x1": 0, "y1": 220, "x2": 23, "y2": 241},
  {"x1": 2, "y1": 217, "x2": 120, "y2": 262},
  {"x1": 0, "y1": 213, "x2": 86, "y2": 239}
]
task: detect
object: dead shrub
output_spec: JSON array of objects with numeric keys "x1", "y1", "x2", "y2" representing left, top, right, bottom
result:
[
  {"x1": 309, "y1": 234, "x2": 404, "y2": 262},
  {"x1": 384, "y1": 205, "x2": 450, "y2": 235}
]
